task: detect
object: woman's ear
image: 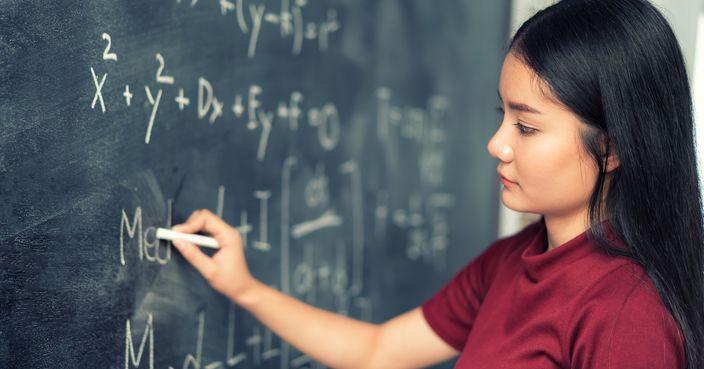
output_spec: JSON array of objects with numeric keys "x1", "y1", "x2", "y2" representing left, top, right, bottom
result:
[
  {"x1": 604, "y1": 148, "x2": 619, "y2": 173},
  {"x1": 598, "y1": 134, "x2": 619, "y2": 173}
]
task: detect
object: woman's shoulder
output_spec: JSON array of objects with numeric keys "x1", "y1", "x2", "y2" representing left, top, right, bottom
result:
[
  {"x1": 566, "y1": 262, "x2": 685, "y2": 367},
  {"x1": 576, "y1": 261, "x2": 667, "y2": 311},
  {"x1": 565, "y1": 259, "x2": 681, "y2": 348}
]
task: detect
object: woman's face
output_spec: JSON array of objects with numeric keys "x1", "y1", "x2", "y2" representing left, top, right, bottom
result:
[{"x1": 488, "y1": 53, "x2": 598, "y2": 219}]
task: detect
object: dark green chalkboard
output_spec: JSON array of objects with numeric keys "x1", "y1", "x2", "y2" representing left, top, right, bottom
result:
[{"x1": 0, "y1": 1, "x2": 509, "y2": 368}]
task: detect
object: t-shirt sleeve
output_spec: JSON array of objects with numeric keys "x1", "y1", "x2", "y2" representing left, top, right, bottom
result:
[
  {"x1": 421, "y1": 240, "x2": 506, "y2": 351},
  {"x1": 570, "y1": 281, "x2": 686, "y2": 369}
]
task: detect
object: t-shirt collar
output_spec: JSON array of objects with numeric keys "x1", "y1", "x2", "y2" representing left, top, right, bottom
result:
[{"x1": 520, "y1": 222, "x2": 598, "y2": 282}]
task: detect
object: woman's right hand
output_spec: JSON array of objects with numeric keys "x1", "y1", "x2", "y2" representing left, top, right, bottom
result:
[{"x1": 171, "y1": 209, "x2": 255, "y2": 303}]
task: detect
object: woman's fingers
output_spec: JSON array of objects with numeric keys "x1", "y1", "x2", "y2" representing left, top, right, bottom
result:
[
  {"x1": 172, "y1": 209, "x2": 237, "y2": 247},
  {"x1": 172, "y1": 239, "x2": 217, "y2": 280},
  {"x1": 171, "y1": 210, "x2": 251, "y2": 299}
]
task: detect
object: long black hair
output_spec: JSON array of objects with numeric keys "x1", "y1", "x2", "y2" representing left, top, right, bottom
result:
[{"x1": 510, "y1": 0, "x2": 704, "y2": 368}]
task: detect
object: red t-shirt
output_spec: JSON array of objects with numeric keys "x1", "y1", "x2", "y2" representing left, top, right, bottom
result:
[{"x1": 422, "y1": 221, "x2": 685, "y2": 369}]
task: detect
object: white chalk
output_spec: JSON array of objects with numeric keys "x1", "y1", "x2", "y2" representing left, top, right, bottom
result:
[{"x1": 156, "y1": 228, "x2": 220, "y2": 249}]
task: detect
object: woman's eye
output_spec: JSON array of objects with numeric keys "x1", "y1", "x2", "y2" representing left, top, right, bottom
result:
[
  {"x1": 513, "y1": 122, "x2": 537, "y2": 135},
  {"x1": 495, "y1": 107, "x2": 536, "y2": 135}
]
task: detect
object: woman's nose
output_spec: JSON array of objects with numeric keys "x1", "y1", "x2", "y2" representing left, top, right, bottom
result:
[{"x1": 487, "y1": 126, "x2": 514, "y2": 163}]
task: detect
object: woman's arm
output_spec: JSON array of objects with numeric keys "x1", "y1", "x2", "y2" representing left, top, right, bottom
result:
[{"x1": 172, "y1": 209, "x2": 458, "y2": 369}]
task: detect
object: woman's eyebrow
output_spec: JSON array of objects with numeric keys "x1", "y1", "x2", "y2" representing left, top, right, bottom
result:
[{"x1": 497, "y1": 91, "x2": 543, "y2": 114}]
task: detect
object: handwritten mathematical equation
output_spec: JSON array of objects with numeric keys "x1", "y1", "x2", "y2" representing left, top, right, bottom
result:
[
  {"x1": 89, "y1": 0, "x2": 341, "y2": 161},
  {"x1": 204, "y1": 0, "x2": 340, "y2": 58},
  {"x1": 92, "y1": 65, "x2": 343, "y2": 163}
]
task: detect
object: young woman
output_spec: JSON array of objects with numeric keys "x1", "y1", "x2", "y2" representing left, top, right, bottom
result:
[{"x1": 171, "y1": 0, "x2": 704, "y2": 368}]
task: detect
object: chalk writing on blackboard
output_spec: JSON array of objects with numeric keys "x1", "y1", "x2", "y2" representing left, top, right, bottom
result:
[
  {"x1": 120, "y1": 199, "x2": 173, "y2": 266},
  {"x1": 88, "y1": 0, "x2": 341, "y2": 152},
  {"x1": 102, "y1": 33, "x2": 118, "y2": 61}
]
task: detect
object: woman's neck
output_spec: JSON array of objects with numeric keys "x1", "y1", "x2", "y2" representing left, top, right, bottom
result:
[{"x1": 544, "y1": 211, "x2": 591, "y2": 251}]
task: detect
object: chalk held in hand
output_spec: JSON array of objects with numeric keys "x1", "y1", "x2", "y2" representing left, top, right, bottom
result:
[{"x1": 156, "y1": 228, "x2": 220, "y2": 249}]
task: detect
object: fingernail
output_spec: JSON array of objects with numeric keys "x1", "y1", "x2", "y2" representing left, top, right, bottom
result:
[{"x1": 172, "y1": 224, "x2": 183, "y2": 231}]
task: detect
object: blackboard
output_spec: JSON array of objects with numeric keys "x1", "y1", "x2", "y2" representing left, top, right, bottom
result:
[{"x1": 0, "y1": 1, "x2": 509, "y2": 368}]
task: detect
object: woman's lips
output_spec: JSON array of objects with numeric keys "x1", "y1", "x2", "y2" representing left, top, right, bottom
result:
[{"x1": 499, "y1": 173, "x2": 517, "y2": 187}]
